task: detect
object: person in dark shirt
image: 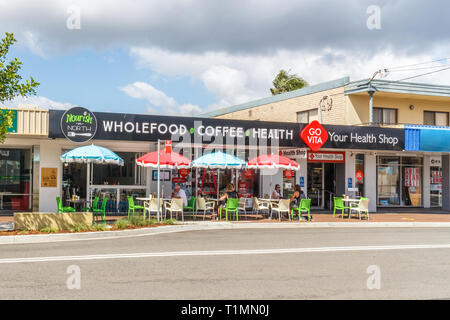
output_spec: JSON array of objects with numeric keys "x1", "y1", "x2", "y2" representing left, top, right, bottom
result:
[
  {"x1": 216, "y1": 184, "x2": 237, "y2": 220},
  {"x1": 290, "y1": 184, "x2": 310, "y2": 220}
]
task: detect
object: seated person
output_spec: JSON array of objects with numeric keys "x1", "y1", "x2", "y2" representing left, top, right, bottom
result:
[
  {"x1": 272, "y1": 184, "x2": 282, "y2": 199},
  {"x1": 289, "y1": 184, "x2": 311, "y2": 220},
  {"x1": 216, "y1": 184, "x2": 238, "y2": 220},
  {"x1": 172, "y1": 184, "x2": 188, "y2": 206}
]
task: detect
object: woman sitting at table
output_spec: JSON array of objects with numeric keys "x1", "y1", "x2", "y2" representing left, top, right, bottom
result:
[
  {"x1": 290, "y1": 184, "x2": 311, "y2": 220},
  {"x1": 272, "y1": 184, "x2": 282, "y2": 200},
  {"x1": 216, "y1": 184, "x2": 238, "y2": 220}
]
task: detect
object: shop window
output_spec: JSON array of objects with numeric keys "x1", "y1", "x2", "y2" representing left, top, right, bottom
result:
[
  {"x1": 0, "y1": 149, "x2": 32, "y2": 212},
  {"x1": 376, "y1": 156, "x2": 423, "y2": 207},
  {"x1": 373, "y1": 108, "x2": 397, "y2": 125},
  {"x1": 297, "y1": 109, "x2": 318, "y2": 123},
  {"x1": 424, "y1": 111, "x2": 449, "y2": 126},
  {"x1": 355, "y1": 154, "x2": 364, "y2": 197},
  {"x1": 430, "y1": 161, "x2": 442, "y2": 207}
]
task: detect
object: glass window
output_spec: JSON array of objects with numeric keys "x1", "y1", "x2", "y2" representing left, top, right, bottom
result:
[
  {"x1": 297, "y1": 111, "x2": 308, "y2": 123},
  {"x1": 377, "y1": 156, "x2": 400, "y2": 165},
  {"x1": 355, "y1": 154, "x2": 364, "y2": 197},
  {"x1": 297, "y1": 109, "x2": 318, "y2": 123},
  {"x1": 401, "y1": 157, "x2": 423, "y2": 165},
  {"x1": 376, "y1": 156, "x2": 423, "y2": 207},
  {"x1": 0, "y1": 149, "x2": 32, "y2": 212},
  {"x1": 377, "y1": 165, "x2": 400, "y2": 206},
  {"x1": 373, "y1": 108, "x2": 397, "y2": 124},
  {"x1": 430, "y1": 165, "x2": 442, "y2": 207},
  {"x1": 436, "y1": 112, "x2": 448, "y2": 126},
  {"x1": 424, "y1": 111, "x2": 449, "y2": 126}
]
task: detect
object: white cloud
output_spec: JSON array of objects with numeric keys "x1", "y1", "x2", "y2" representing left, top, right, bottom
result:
[
  {"x1": 2, "y1": 95, "x2": 77, "y2": 110},
  {"x1": 130, "y1": 46, "x2": 450, "y2": 111},
  {"x1": 119, "y1": 81, "x2": 201, "y2": 116}
]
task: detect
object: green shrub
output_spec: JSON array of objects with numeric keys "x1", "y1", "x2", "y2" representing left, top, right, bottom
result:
[
  {"x1": 128, "y1": 215, "x2": 147, "y2": 227},
  {"x1": 40, "y1": 226, "x2": 59, "y2": 233},
  {"x1": 148, "y1": 218, "x2": 159, "y2": 225},
  {"x1": 69, "y1": 223, "x2": 90, "y2": 232},
  {"x1": 163, "y1": 219, "x2": 177, "y2": 225},
  {"x1": 114, "y1": 218, "x2": 131, "y2": 229},
  {"x1": 92, "y1": 223, "x2": 109, "y2": 231}
]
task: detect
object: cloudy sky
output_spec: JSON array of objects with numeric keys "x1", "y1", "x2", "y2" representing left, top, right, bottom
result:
[{"x1": 1, "y1": 0, "x2": 449, "y2": 115}]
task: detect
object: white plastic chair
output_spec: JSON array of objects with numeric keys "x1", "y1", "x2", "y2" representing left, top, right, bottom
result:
[
  {"x1": 349, "y1": 198, "x2": 369, "y2": 220},
  {"x1": 271, "y1": 199, "x2": 291, "y2": 221},
  {"x1": 196, "y1": 197, "x2": 215, "y2": 220},
  {"x1": 253, "y1": 197, "x2": 270, "y2": 219},
  {"x1": 165, "y1": 198, "x2": 185, "y2": 221},
  {"x1": 145, "y1": 198, "x2": 162, "y2": 220},
  {"x1": 238, "y1": 198, "x2": 247, "y2": 220}
]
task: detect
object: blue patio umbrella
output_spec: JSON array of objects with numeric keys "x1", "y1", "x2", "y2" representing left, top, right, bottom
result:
[
  {"x1": 192, "y1": 151, "x2": 246, "y2": 202},
  {"x1": 60, "y1": 144, "x2": 124, "y2": 206}
]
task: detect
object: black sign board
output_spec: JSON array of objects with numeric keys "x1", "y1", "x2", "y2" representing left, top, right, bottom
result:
[{"x1": 49, "y1": 109, "x2": 405, "y2": 151}]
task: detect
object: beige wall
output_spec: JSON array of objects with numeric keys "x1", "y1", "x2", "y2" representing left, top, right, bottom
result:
[
  {"x1": 214, "y1": 88, "x2": 450, "y2": 126},
  {"x1": 347, "y1": 94, "x2": 450, "y2": 125},
  {"x1": 214, "y1": 86, "x2": 347, "y2": 124}
]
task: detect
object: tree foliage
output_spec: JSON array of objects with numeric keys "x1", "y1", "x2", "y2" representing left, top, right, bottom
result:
[
  {"x1": 0, "y1": 32, "x2": 39, "y2": 143},
  {"x1": 270, "y1": 69, "x2": 308, "y2": 95}
]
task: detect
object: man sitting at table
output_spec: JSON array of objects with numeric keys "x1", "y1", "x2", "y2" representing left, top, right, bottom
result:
[{"x1": 172, "y1": 184, "x2": 188, "y2": 206}]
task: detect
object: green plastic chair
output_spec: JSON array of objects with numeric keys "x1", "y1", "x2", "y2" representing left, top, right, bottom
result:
[
  {"x1": 333, "y1": 197, "x2": 350, "y2": 218},
  {"x1": 128, "y1": 196, "x2": 145, "y2": 218},
  {"x1": 56, "y1": 196, "x2": 76, "y2": 213},
  {"x1": 183, "y1": 197, "x2": 196, "y2": 219},
  {"x1": 291, "y1": 199, "x2": 311, "y2": 221},
  {"x1": 93, "y1": 198, "x2": 108, "y2": 223},
  {"x1": 219, "y1": 198, "x2": 239, "y2": 221}
]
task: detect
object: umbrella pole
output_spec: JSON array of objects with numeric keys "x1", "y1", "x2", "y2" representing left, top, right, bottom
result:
[
  {"x1": 157, "y1": 140, "x2": 161, "y2": 222},
  {"x1": 86, "y1": 162, "x2": 90, "y2": 212}
]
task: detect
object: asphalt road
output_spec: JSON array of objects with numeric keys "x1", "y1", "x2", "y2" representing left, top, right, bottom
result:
[{"x1": 0, "y1": 227, "x2": 449, "y2": 299}]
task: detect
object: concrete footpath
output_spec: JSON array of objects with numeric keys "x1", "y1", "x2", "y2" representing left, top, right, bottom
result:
[{"x1": 1, "y1": 219, "x2": 450, "y2": 245}]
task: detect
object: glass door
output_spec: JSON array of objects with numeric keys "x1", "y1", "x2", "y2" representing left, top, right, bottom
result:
[{"x1": 307, "y1": 163, "x2": 323, "y2": 208}]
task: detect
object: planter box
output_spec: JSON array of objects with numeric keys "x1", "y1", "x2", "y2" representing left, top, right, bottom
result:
[{"x1": 14, "y1": 212, "x2": 93, "y2": 231}]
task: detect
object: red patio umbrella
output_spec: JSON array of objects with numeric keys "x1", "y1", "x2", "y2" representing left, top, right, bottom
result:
[
  {"x1": 247, "y1": 153, "x2": 300, "y2": 170},
  {"x1": 136, "y1": 150, "x2": 191, "y2": 169}
]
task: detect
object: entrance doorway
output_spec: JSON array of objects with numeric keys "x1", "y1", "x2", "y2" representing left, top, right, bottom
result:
[{"x1": 307, "y1": 162, "x2": 344, "y2": 209}]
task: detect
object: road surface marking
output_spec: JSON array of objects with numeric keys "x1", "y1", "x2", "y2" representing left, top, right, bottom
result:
[{"x1": 1, "y1": 243, "x2": 450, "y2": 264}]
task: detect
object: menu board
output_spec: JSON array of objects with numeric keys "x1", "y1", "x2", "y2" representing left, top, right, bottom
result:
[{"x1": 41, "y1": 167, "x2": 58, "y2": 187}]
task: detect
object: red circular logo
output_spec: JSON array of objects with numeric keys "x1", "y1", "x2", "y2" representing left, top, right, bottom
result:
[
  {"x1": 243, "y1": 169, "x2": 254, "y2": 179},
  {"x1": 284, "y1": 169, "x2": 294, "y2": 179},
  {"x1": 178, "y1": 168, "x2": 190, "y2": 178},
  {"x1": 356, "y1": 169, "x2": 364, "y2": 181}
]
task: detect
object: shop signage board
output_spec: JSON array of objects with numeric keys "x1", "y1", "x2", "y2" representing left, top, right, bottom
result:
[
  {"x1": 300, "y1": 177, "x2": 304, "y2": 187},
  {"x1": 49, "y1": 108, "x2": 405, "y2": 151},
  {"x1": 41, "y1": 168, "x2": 57, "y2": 187},
  {"x1": 279, "y1": 148, "x2": 307, "y2": 159},
  {"x1": 430, "y1": 156, "x2": 441, "y2": 167},
  {"x1": 404, "y1": 167, "x2": 420, "y2": 187},
  {"x1": 307, "y1": 151, "x2": 345, "y2": 163}
]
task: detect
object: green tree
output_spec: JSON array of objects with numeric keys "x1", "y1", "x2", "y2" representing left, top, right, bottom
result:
[
  {"x1": 0, "y1": 32, "x2": 39, "y2": 143},
  {"x1": 270, "y1": 69, "x2": 308, "y2": 95}
]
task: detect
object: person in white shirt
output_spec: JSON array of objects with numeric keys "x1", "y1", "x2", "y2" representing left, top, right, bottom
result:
[
  {"x1": 272, "y1": 184, "x2": 282, "y2": 199},
  {"x1": 172, "y1": 184, "x2": 188, "y2": 206}
]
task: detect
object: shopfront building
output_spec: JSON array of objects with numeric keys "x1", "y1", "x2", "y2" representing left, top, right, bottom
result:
[{"x1": 2, "y1": 106, "x2": 450, "y2": 214}]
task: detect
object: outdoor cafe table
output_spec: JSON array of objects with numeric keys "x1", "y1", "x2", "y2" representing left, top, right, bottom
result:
[
  {"x1": 66, "y1": 198, "x2": 88, "y2": 211},
  {"x1": 342, "y1": 198, "x2": 360, "y2": 219}
]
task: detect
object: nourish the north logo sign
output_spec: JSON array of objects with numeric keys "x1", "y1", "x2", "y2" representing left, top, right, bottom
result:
[
  {"x1": 300, "y1": 120, "x2": 328, "y2": 152},
  {"x1": 61, "y1": 107, "x2": 97, "y2": 143}
]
